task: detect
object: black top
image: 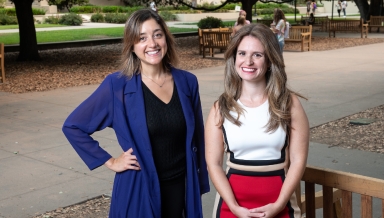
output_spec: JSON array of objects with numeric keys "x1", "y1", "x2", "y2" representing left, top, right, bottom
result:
[{"x1": 142, "y1": 81, "x2": 187, "y2": 182}]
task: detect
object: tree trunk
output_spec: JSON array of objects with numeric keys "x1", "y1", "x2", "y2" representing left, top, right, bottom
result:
[
  {"x1": 368, "y1": 0, "x2": 382, "y2": 16},
  {"x1": 241, "y1": 0, "x2": 257, "y2": 23},
  {"x1": 354, "y1": 0, "x2": 370, "y2": 21},
  {"x1": 13, "y1": 0, "x2": 41, "y2": 61}
]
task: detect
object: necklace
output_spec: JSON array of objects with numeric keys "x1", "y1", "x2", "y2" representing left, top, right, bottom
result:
[{"x1": 142, "y1": 73, "x2": 166, "y2": 88}]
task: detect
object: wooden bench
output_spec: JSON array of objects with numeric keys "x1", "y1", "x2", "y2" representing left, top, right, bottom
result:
[
  {"x1": 298, "y1": 165, "x2": 384, "y2": 217},
  {"x1": 198, "y1": 27, "x2": 231, "y2": 56},
  {"x1": 301, "y1": 15, "x2": 329, "y2": 31},
  {"x1": 368, "y1": 15, "x2": 384, "y2": 32},
  {"x1": 201, "y1": 30, "x2": 231, "y2": 58},
  {"x1": 329, "y1": 19, "x2": 368, "y2": 38},
  {"x1": 285, "y1": 25, "x2": 312, "y2": 52},
  {"x1": 0, "y1": 43, "x2": 5, "y2": 83},
  {"x1": 256, "y1": 19, "x2": 273, "y2": 27}
]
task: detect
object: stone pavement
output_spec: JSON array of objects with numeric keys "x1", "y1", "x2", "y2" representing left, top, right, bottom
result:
[{"x1": 1, "y1": 41, "x2": 384, "y2": 217}]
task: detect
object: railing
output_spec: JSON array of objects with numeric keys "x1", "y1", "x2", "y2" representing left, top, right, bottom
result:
[{"x1": 299, "y1": 165, "x2": 384, "y2": 217}]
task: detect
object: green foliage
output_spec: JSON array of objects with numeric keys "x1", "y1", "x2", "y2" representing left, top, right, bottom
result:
[
  {"x1": 197, "y1": 16, "x2": 224, "y2": 29},
  {"x1": 159, "y1": 11, "x2": 176, "y2": 21},
  {"x1": 32, "y1": 8, "x2": 46, "y2": 15},
  {"x1": 90, "y1": 13, "x2": 104, "y2": 22},
  {"x1": 58, "y1": 13, "x2": 83, "y2": 26},
  {"x1": 222, "y1": 21, "x2": 235, "y2": 27},
  {"x1": 0, "y1": 0, "x2": 5, "y2": 8},
  {"x1": 70, "y1": 5, "x2": 143, "y2": 13},
  {"x1": 44, "y1": 15, "x2": 60, "y2": 24},
  {"x1": 256, "y1": 2, "x2": 291, "y2": 9},
  {"x1": 256, "y1": 7, "x2": 299, "y2": 15},
  {"x1": 104, "y1": 13, "x2": 129, "y2": 24},
  {"x1": 0, "y1": 8, "x2": 46, "y2": 16},
  {"x1": 0, "y1": 14, "x2": 18, "y2": 25},
  {"x1": 47, "y1": 0, "x2": 89, "y2": 11}
]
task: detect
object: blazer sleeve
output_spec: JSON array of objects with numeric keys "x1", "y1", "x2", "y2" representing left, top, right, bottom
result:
[
  {"x1": 62, "y1": 75, "x2": 115, "y2": 170},
  {"x1": 189, "y1": 75, "x2": 210, "y2": 195}
]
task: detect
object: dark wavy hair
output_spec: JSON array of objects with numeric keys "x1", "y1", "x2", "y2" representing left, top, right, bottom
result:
[{"x1": 119, "y1": 9, "x2": 179, "y2": 77}]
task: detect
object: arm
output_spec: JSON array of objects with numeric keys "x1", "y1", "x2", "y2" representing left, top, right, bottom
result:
[
  {"x1": 62, "y1": 75, "x2": 140, "y2": 172},
  {"x1": 205, "y1": 104, "x2": 264, "y2": 218},
  {"x1": 250, "y1": 94, "x2": 309, "y2": 217}
]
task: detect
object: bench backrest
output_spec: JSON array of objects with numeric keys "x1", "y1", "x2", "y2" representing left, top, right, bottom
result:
[
  {"x1": 300, "y1": 165, "x2": 384, "y2": 217},
  {"x1": 369, "y1": 15, "x2": 384, "y2": 26},
  {"x1": 201, "y1": 31, "x2": 231, "y2": 48},
  {"x1": 289, "y1": 25, "x2": 312, "y2": 40},
  {"x1": 329, "y1": 19, "x2": 362, "y2": 30},
  {"x1": 301, "y1": 16, "x2": 328, "y2": 25}
]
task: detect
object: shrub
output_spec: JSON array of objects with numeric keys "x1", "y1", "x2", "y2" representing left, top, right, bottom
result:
[
  {"x1": 70, "y1": 6, "x2": 102, "y2": 13},
  {"x1": 159, "y1": 11, "x2": 176, "y2": 21},
  {"x1": 0, "y1": 14, "x2": 18, "y2": 25},
  {"x1": 197, "y1": 16, "x2": 224, "y2": 29},
  {"x1": 102, "y1": 6, "x2": 120, "y2": 13},
  {"x1": 104, "y1": 13, "x2": 129, "y2": 24},
  {"x1": 44, "y1": 15, "x2": 60, "y2": 24},
  {"x1": 59, "y1": 13, "x2": 83, "y2": 26},
  {"x1": 32, "y1": 8, "x2": 46, "y2": 15},
  {"x1": 91, "y1": 13, "x2": 104, "y2": 22}
]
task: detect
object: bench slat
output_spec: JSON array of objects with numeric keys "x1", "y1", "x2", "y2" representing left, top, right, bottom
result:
[
  {"x1": 361, "y1": 195, "x2": 373, "y2": 218},
  {"x1": 342, "y1": 190, "x2": 352, "y2": 217},
  {"x1": 323, "y1": 186, "x2": 334, "y2": 218},
  {"x1": 305, "y1": 181, "x2": 316, "y2": 218}
]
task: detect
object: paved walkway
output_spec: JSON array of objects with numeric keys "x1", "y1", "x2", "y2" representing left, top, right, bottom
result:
[{"x1": 1, "y1": 34, "x2": 384, "y2": 217}]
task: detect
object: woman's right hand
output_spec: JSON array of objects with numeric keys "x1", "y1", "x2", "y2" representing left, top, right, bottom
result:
[
  {"x1": 230, "y1": 205, "x2": 265, "y2": 218},
  {"x1": 104, "y1": 148, "x2": 141, "y2": 172}
]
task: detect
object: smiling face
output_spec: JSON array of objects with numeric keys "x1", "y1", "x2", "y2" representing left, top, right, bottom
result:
[
  {"x1": 133, "y1": 18, "x2": 167, "y2": 71},
  {"x1": 235, "y1": 36, "x2": 268, "y2": 84}
]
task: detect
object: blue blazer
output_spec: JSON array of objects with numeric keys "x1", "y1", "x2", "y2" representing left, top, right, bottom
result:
[{"x1": 63, "y1": 68, "x2": 210, "y2": 217}]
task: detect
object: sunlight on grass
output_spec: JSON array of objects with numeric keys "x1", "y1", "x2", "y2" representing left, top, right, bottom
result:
[
  {"x1": 0, "y1": 24, "x2": 66, "y2": 30},
  {"x1": 0, "y1": 27, "x2": 197, "y2": 45}
]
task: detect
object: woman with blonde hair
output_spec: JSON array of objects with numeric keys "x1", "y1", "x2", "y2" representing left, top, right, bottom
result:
[
  {"x1": 63, "y1": 9, "x2": 209, "y2": 218},
  {"x1": 205, "y1": 23, "x2": 309, "y2": 218},
  {"x1": 234, "y1": 9, "x2": 251, "y2": 26}
]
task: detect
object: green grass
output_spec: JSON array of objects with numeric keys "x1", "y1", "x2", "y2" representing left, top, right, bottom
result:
[
  {"x1": 0, "y1": 24, "x2": 66, "y2": 30},
  {"x1": 0, "y1": 27, "x2": 198, "y2": 45}
]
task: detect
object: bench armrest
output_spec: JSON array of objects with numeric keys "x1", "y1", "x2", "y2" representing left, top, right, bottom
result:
[{"x1": 301, "y1": 32, "x2": 311, "y2": 37}]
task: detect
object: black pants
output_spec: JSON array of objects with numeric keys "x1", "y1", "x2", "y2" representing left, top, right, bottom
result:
[{"x1": 160, "y1": 176, "x2": 185, "y2": 218}]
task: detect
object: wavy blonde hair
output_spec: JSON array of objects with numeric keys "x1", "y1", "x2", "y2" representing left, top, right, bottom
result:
[
  {"x1": 119, "y1": 9, "x2": 179, "y2": 77},
  {"x1": 217, "y1": 23, "x2": 305, "y2": 133}
]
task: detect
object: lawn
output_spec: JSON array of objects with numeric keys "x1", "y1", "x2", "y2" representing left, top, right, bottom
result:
[
  {"x1": 0, "y1": 27, "x2": 197, "y2": 45},
  {"x1": 0, "y1": 24, "x2": 66, "y2": 30}
]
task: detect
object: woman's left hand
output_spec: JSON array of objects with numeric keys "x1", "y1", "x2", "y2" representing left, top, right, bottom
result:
[{"x1": 249, "y1": 203, "x2": 283, "y2": 218}]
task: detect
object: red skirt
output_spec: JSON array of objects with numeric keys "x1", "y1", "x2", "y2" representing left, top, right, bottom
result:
[{"x1": 213, "y1": 169, "x2": 300, "y2": 218}]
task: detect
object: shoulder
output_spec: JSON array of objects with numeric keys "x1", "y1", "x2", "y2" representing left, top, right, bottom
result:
[{"x1": 172, "y1": 67, "x2": 198, "y2": 83}]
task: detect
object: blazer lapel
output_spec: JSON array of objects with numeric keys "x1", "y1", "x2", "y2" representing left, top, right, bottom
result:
[
  {"x1": 123, "y1": 74, "x2": 153, "y2": 153},
  {"x1": 172, "y1": 69, "x2": 195, "y2": 149}
]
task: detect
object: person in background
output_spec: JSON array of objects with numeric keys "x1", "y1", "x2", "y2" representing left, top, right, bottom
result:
[
  {"x1": 306, "y1": 0, "x2": 312, "y2": 16},
  {"x1": 234, "y1": 10, "x2": 251, "y2": 26},
  {"x1": 335, "y1": 0, "x2": 342, "y2": 17},
  {"x1": 232, "y1": 16, "x2": 247, "y2": 37},
  {"x1": 341, "y1": 0, "x2": 348, "y2": 17},
  {"x1": 302, "y1": 12, "x2": 315, "y2": 26},
  {"x1": 271, "y1": 8, "x2": 286, "y2": 53},
  {"x1": 311, "y1": 1, "x2": 317, "y2": 15},
  {"x1": 150, "y1": 1, "x2": 158, "y2": 13},
  {"x1": 205, "y1": 23, "x2": 309, "y2": 218},
  {"x1": 62, "y1": 9, "x2": 209, "y2": 218}
]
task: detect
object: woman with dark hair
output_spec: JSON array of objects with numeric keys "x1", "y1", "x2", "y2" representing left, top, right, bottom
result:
[
  {"x1": 271, "y1": 8, "x2": 287, "y2": 53},
  {"x1": 62, "y1": 9, "x2": 209, "y2": 218},
  {"x1": 205, "y1": 23, "x2": 309, "y2": 218}
]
